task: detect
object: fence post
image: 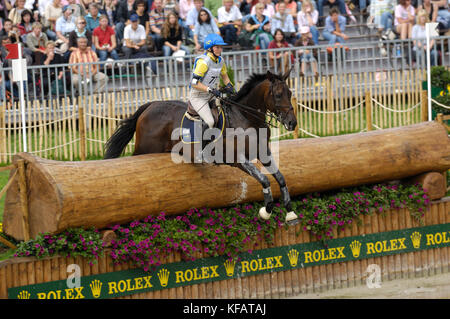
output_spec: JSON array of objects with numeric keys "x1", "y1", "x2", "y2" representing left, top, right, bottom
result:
[
  {"x1": 327, "y1": 76, "x2": 334, "y2": 135},
  {"x1": 421, "y1": 90, "x2": 428, "y2": 122},
  {"x1": 17, "y1": 159, "x2": 30, "y2": 241},
  {"x1": 79, "y1": 106, "x2": 86, "y2": 161},
  {"x1": 292, "y1": 96, "x2": 299, "y2": 139},
  {"x1": 365, "y1": 91, "x2": 373, "y2": 131},
  {"x1": 436, "y1": 113, "x2": 443, "y2": 125}
]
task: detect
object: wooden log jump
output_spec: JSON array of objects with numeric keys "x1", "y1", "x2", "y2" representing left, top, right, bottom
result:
[{"x1": 3, "y1": 122, "x2": 450, "y2": 240}]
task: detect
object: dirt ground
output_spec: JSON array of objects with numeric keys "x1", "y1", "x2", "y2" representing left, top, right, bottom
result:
[{"x1": 290, "y1": 272, "x2": 450, "y2": 299}]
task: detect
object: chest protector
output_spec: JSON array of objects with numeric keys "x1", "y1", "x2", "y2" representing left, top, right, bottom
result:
[{"x1": 193, "y1": 53, "x2": 224, "y2": 89}]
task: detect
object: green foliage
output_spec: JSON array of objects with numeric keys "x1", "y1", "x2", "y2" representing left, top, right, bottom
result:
[
  {"x1": 432, "y1": 91, "x2": 450, "y2": 115},
  {"x1": 430, "y1": 66, "x2": 450, "y2": 88},
  {"x1": 14, "y1": 227, "x2": 104, "y2": 264},
  {"x1": 9, "y1": 182, "x2": 429, "y2": 271}
]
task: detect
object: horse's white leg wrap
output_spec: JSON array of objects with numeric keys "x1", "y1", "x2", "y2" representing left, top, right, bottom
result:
[
  {"x1": 285, "y1": 211, "x2": 298, "y2": 222},
  {"x1": 259, "y1": 206, "x2": 272, "y2": 220}
]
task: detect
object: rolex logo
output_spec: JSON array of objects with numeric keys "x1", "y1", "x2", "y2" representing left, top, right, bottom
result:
[
  {"x1": 350, "y1": 240, "x2": 362, "y2": 258},
  {"x1": 157, "y1": 268, "x2": 170, "y2": 287},
  {"x1": 224, "y1": 259, "x2": 236, "y2": 277},
  {"x1": 89, "y1": 279, "x2": 102, "y2": 298},
  {"x1": 17, "y1": 290, "x2": 30, "y2": 299},
  {"x1": 287, "y1": 249, "x2": 299, "y2": 267},
  {"x1": 410, "y1": 231, "x2": 422, "y2": 249}
]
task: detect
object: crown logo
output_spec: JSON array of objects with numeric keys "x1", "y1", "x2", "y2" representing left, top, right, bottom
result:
[
  {"x1": 350, "y1": 240, "x2": 362, "y2": 258},
  {"x1": 224, "y1": 259, "x2": 236, "y2": 277},
  {"x1": 410, "y1": 231, "x2": 422, "y2": 249},
  {"x1": 17, "y1": 290, "x2": 30, "y2": 299},
  {"x1": 287, "y1": 249, "x2": 299, "y2": 267},
  {"x1": 157, "y1": 268, "x2": 170, "y2": 287},
  {"x1": 89, "y1": 279, "x2": 102, "y2": 298}
]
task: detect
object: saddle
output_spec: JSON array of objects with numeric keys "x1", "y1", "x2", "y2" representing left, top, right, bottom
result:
[{"x1": 185, "y1": 100, "x2": 221, "y2": 128}]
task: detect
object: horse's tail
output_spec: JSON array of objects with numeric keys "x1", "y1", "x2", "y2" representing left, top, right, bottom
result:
[{"x1": 103, "y1": 102, "x2": 152, "y2": 159}]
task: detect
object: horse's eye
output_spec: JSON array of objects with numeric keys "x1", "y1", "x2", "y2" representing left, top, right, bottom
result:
[{"x1": 275, "y1": 94, "x2": 282, "y2": 99}]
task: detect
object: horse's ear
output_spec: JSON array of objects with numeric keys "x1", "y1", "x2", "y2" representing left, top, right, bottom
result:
[
  {"x1": 267, "y1": 70, "x2": 275, "y2": 82},
  {"x1": 282, "y1": 66, "x2": 294, "y2": 81}
]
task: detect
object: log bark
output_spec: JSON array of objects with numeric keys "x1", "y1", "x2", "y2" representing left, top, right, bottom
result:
[
  {"x1": 404, "y1": 172, "x2": 447, "y2": 200},
  {"x1": 3, "y1": 122, "x2": 450, "y2": 240}
]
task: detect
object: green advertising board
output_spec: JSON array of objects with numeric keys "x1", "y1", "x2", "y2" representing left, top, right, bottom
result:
[{"x1": 8, "y1": 223, "x2": 450, "y2": 299}]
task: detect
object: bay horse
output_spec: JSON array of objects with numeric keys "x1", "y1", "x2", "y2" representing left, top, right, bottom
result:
[{"x1": 104, "y1": 68, "x2": 299, "y2": 223}]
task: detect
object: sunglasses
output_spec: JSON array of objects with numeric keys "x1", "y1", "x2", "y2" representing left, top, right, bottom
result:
[{"x1": 78, "y1": 21, "x2": 86, "y2": 24}]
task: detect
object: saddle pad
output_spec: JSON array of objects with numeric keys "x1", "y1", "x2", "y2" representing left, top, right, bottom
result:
[{"x1": 181, "y1": 108, "x2": 225, "y2": 144}]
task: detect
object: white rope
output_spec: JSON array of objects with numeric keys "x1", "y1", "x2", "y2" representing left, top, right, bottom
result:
[
  {"x1": 297, "y1": 101, "x2": 364, "y2": 114},
  {"x1": 431, "y1": 98, "x2": 450, "y2": 110},
  {"x1": 0, "y1": 114, "x2": 77, "y2": 130},
  {"x1": 297, "y1": 127, "x2": 320, "y2": 138},
  {"x1": 29, "y1": 139, "x2": 81, "y2": 153},
  {"x1": 86, "y1": 137, "x2": 135, "y2": 146},
  {"x1": 270, "y1": 132, "x2": 292, "y2": 140},
  {"x1": 372, "y1": 123, "x2": 382, "y2": 130},
  {"x1": 371, "y1": 98, "x2": 420, "y2": 113},
  {"x1": 85, "y1": 113, "x2": 123, "y2": 121}
]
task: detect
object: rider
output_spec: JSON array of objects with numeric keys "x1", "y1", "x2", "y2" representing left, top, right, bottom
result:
[{"x1": 189, "y1": 33, "x2": 235, "y2": 130}]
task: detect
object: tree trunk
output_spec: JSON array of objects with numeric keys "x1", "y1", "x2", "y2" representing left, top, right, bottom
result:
[{"x1": 4, "y1": 122, "x2": 450, "y2": 240}]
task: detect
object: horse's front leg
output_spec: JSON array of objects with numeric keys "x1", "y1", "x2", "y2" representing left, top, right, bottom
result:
[
  {"x1": 236, "y1": 159, "x2": 274, "y2": 220},
  {"x1": 261, "y1": 151, "x2": 298, "y2": 223}
]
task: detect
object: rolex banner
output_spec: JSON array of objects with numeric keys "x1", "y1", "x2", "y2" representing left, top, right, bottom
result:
[{"x1": 8, "y1": 223, "x2": 450, "y2": 299}]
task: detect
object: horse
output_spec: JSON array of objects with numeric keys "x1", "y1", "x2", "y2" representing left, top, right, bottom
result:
[{"x1": 104, "y1": 68, "x2": 299, "y2": 223}]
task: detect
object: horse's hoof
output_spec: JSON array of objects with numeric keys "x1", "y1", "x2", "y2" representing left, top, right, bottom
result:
[
  {"x1": 259, "y1": 207, "x2": 272, "y2": 220},
  {"x1": 286, "y1": 211, "x2": 298, "y2": 223}
]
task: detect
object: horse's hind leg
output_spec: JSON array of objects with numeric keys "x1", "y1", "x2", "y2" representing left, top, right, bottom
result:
[{"x1": 236, "y1": 159, "x2": 274, "y2": 220}]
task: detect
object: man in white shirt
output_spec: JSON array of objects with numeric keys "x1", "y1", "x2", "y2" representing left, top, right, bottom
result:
[{"x1": 217, "y1": 0, "x2": 242, "y2": 44}]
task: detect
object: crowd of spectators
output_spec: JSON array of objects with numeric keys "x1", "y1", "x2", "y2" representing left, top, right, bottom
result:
[{"x1": 0, "y1": 0, "x2": 449, "y2": 97}]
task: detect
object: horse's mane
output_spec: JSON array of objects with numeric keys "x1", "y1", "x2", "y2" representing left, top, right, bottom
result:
[{"x1": 229, "y1": 72, "x2": 283, "y2": 102}]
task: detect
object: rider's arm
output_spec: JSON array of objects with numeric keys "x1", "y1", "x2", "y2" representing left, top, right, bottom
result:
[{"x1": 191, "y1": 59, "x2": 210, "y2": 93}]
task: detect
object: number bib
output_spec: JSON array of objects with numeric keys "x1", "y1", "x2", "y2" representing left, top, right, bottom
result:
[{"x1": 193, "y1": 53, "x2": 224, "y2": 89}]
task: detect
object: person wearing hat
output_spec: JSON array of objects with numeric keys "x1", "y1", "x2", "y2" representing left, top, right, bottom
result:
[
  {"x1": 123, "y1": 13, "x2": 148, "y2": 59},
  {"x1": 55, "y1": 5, "x2": 76, "y2": 50},
  {"x1": 189, "y1": 33, "x2": 234, "y2": 129}
]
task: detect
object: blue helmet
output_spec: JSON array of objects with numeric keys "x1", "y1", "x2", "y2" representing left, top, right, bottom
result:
[{"x1": 204, "y1": 34, "x2": 227, "y2": 50}]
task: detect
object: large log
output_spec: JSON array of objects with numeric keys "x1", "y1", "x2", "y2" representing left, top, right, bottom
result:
[{"x1": 3, "y1": 122, "x2": 450, "y2": 240}]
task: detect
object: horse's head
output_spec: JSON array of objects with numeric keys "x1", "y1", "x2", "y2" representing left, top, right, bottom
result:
[{"x1": 266, "y1": 67, "x2": 297, "y2": 131}]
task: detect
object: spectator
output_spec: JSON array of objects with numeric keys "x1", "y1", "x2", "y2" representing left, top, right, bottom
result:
[
  {"x1": 26, "y1": 21, "x2": 48, "y2": 64},
  {"x1": 250, "y1": 0, "x2": 275, "y2": 19},
  {"x1": 41, "y1": 41, "x2": 71, "y2": 95},
  {"x1": 268, "y1": 29, "x2": 292, "y2": 73},
  {"x1": 275, "y1": 0, "x2": 296, "y2": 20},
  {"x1": 179, "y1": 0, "x2": 195, "y2": 39},
  {"x1": 0, "y1": 19, "x2": 18, "y2": 43},
  {"x1": 131, "y1": 0, "x2": 150, "y2": 36},
  {"x1": 85, "y1": 2, "x2": 102, "y2": 31},
  {"x1": 149, "y1": 0, "x2": 166, "y2": 51},
  {"x1": 123, "y1": 13, "x2": 148, "y2": 59},
  {"x1": 115, "y1": 0, "x2": 137, "y2": 44},
  {"x1": 44, "y1": 0, "x2": 64, "y2": 40},
  {"x1": 204, "y1": 0, "x2": 222, "y2": 17},
  {"x1": 322, "y1": 7, "x2": 348, "y2": 44},
  {"x1": 17, "y1": 9, "x2": 34, "y2": 42},
  {"x1": 417, "y1": 0, "x2": 438, "y2": 23},
  {"x1": 271, "y1": 1, "x2": 295, "y2": 44},
  {"x1": 297, "y1": 0, "x2": 319, "y2": 44},
  {"x1": 194, "y1": 8, "x2": 220, "y2": 53},
  {"x1": 8, "y1": 0, "x2": 26, "y2": 25},
  {"x1": 93, "y1": 14, "x2": 119, "y2": 62},
  {"x1": 66, "y1": 0, "x2": 86, "y2": 19},
  {"x1": 69, "y1": 16, "x2": 93, "y2": 53},
  {"x1": 217, "y1": 0, "x2": 242, "y2": 45},
  {"x1": 367, "y1": 0, "x2": 396, "y2": 37},
  {"x1": 101, "y1": 0, "x2": 118, "y2": 26},
  {"x1": 295, "y1": 26, "x2": 318, "y2": 77},
  {"x1": 412, "y1": 9, "x2": 438, "y2": 67},
  {"x1": 433, "y1": 0, "x2": 450, "y2": 31},
  {"x1": 394, "y1": 0, "x2": 414, "y2": 40},
  {"x1": 161, "y1": 11, "x2": 190, "y2": 57},
  {"x1": 164, "y1": 0, "x2": 179, "y2": 15},
  {"x1": 246, "y1": 2, "x2": 272, "y2": 50},
  {"x1": 239, "y1": 0, "x2": 253, "y2": 16},
  {"x1": 69, "y1": 36, "x2": 108, "y2": 93},
  {"x1": 317, "y1": 0, "x2": 346, "y2": 26},
  {"x1": 55, "y1": 5, "x2": 76, "y2": 54},
  {"x1": 186, "y1": 0, "x2": 216, "y2": 32}
]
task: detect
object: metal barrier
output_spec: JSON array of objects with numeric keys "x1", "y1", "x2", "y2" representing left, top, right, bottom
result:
[{"x1": 0, "y1": 37, "x2": 449, "y2": 104}]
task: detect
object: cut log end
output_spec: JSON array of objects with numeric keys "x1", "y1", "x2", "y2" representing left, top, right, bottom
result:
[{"x1": 404, "y1": 172, "x2": 448, "y2": 200}]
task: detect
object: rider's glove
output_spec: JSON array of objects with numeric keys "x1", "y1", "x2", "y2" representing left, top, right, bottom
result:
[
  {"x1": 208, "y1": 87, "x2": 222, "y2": 98},
  {"x1": 224, "y1": 82, "x2": 236, "y2": 95}
]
